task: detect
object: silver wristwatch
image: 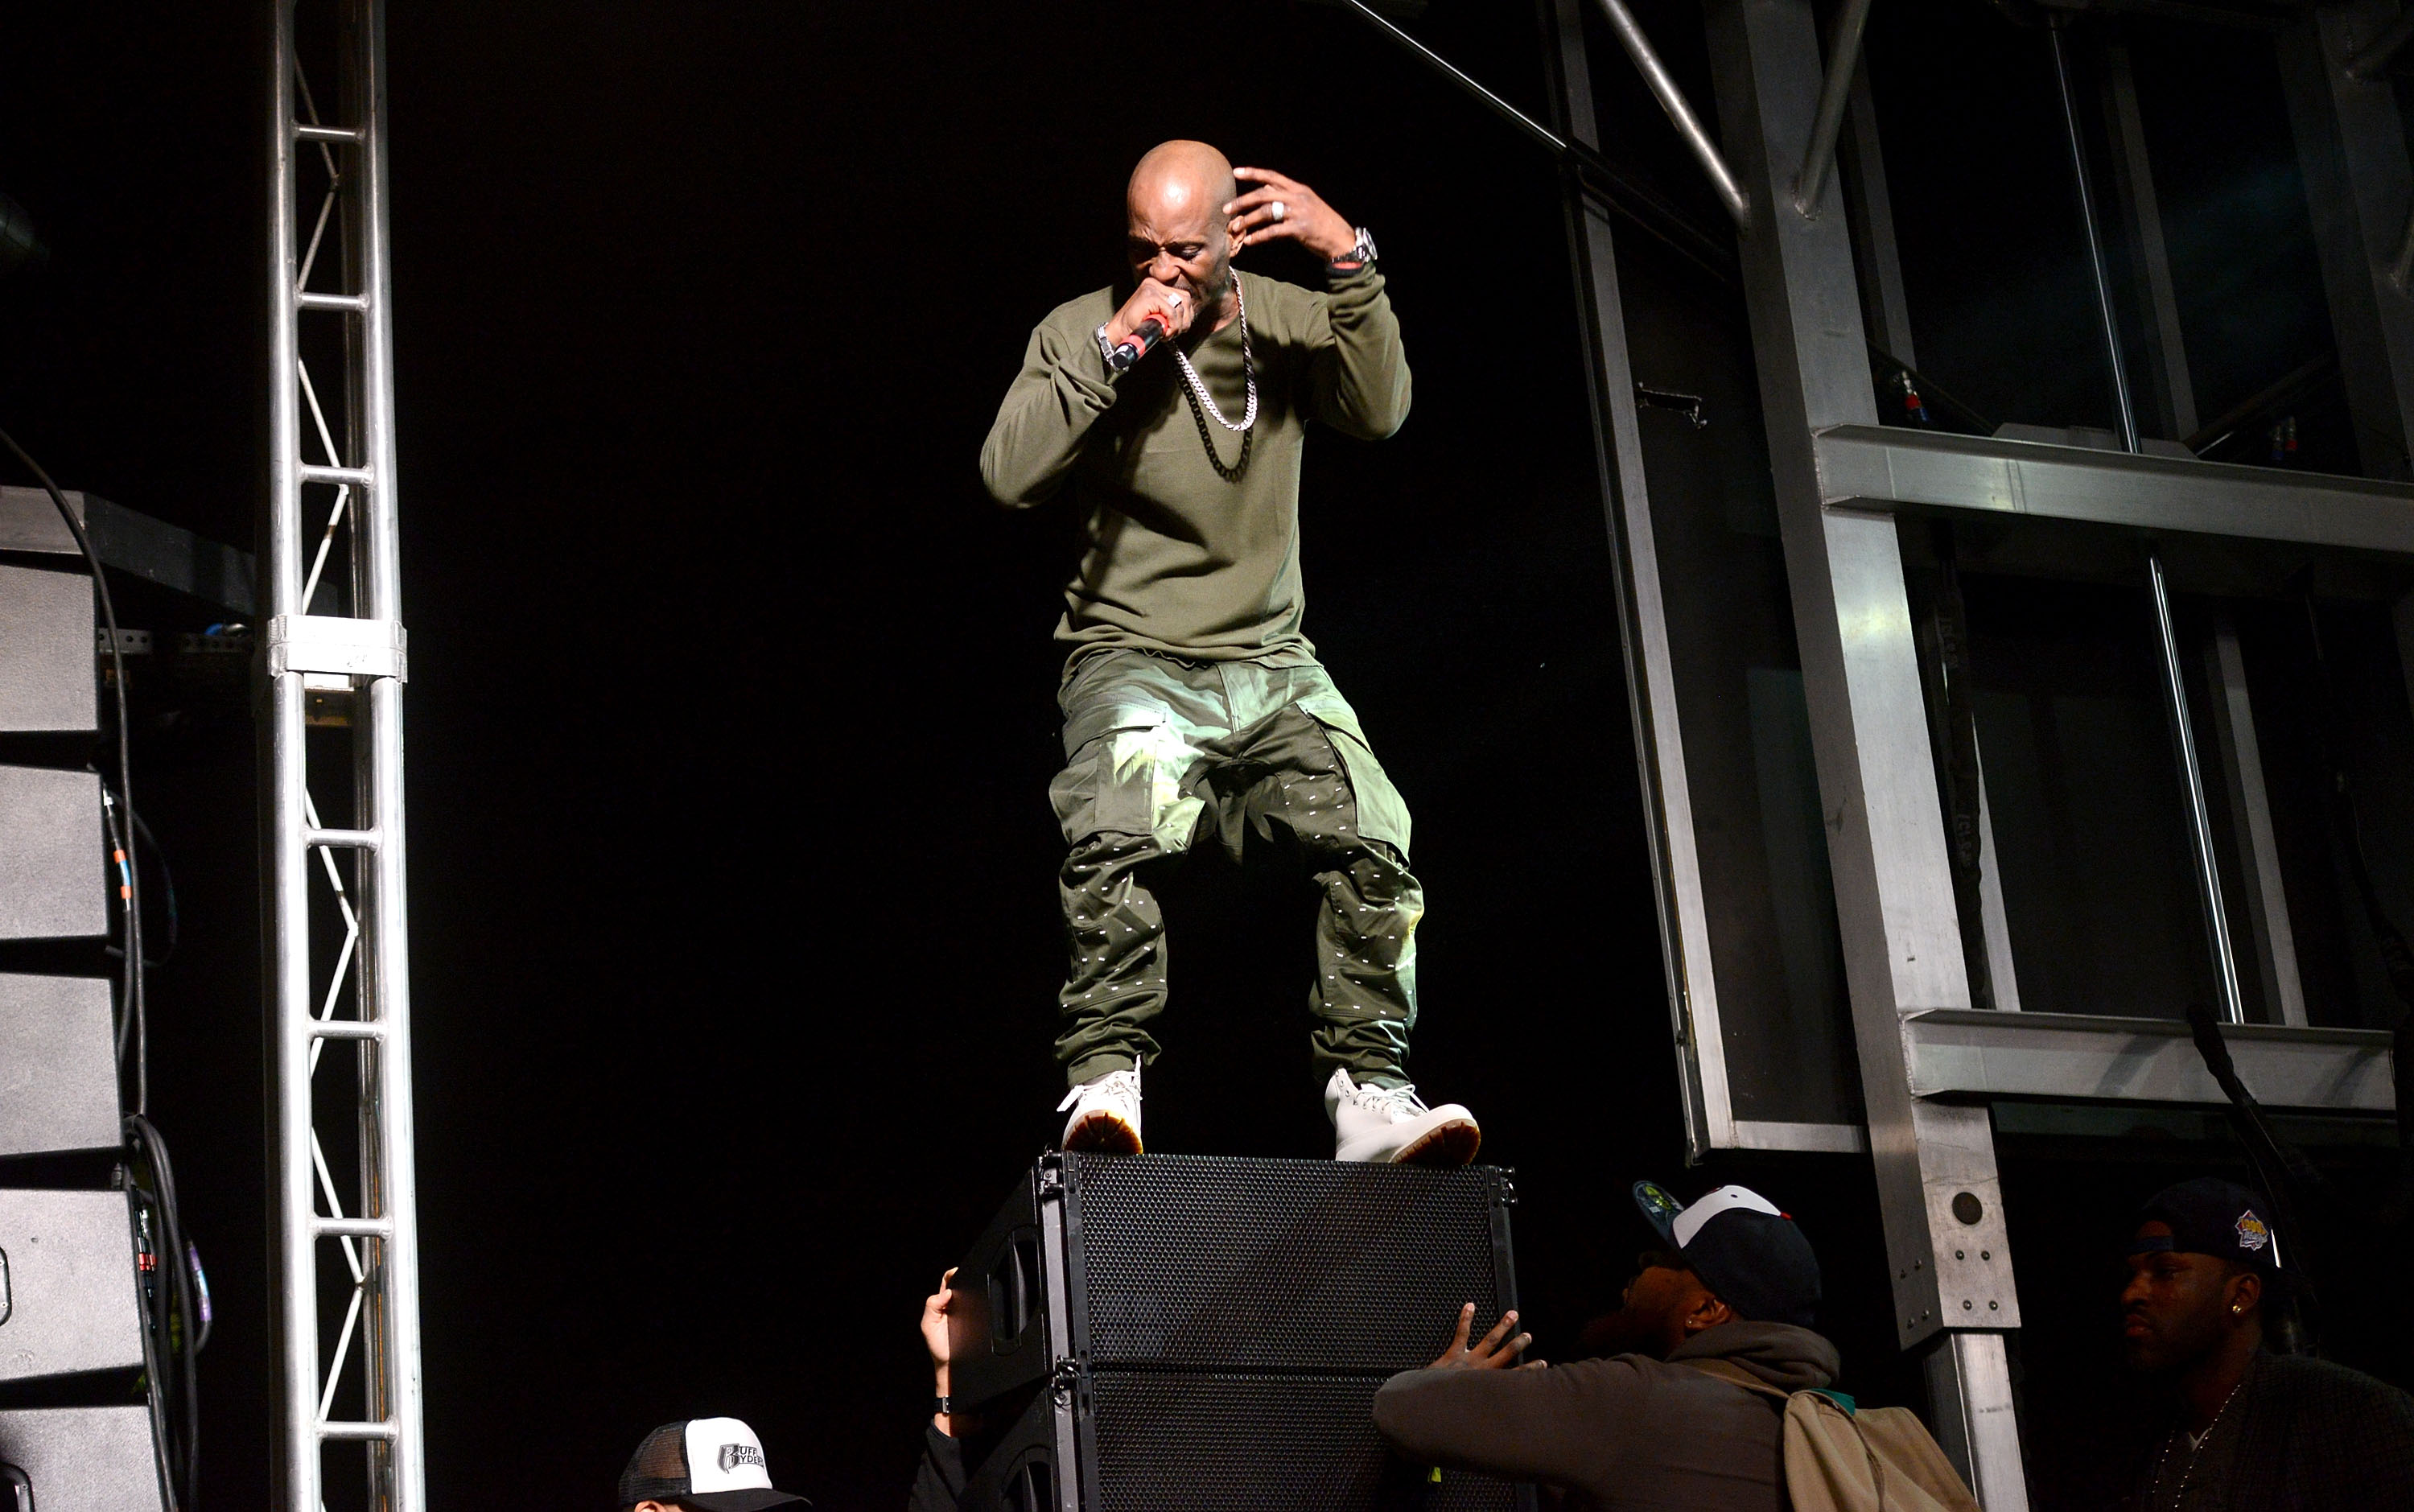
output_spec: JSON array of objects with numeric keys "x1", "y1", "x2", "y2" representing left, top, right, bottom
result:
[{"x1": 1330, "y1": 227, "x2": 1378, "y2": 270}]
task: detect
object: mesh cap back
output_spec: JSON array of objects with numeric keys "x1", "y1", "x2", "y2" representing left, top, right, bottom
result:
[{"x1": 619, "y1": 1421, "x2": 692, "y2": 1506}]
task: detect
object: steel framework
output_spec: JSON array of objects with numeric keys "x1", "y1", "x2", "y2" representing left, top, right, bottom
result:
[
  {"x1": 266, "y1": 0, "x2": 426, "y2": 1507},
  {"x1": 1516, "y1": 0, "x2": 2414, "y2": 1502}
]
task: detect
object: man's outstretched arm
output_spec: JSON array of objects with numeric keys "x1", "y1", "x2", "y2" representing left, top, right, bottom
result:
[{"x1": 1371, "y1": 1305, "x2": 1635, "y2": 1493}]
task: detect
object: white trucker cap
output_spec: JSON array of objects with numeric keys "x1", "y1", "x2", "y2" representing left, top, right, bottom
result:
[{"x1": 616, "y1": 1417, "x2": 809, "y2": 1510}]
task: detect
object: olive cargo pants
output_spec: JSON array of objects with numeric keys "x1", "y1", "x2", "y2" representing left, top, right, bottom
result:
[{"x1": 1048, "y1": 648, "x2": 1423, "y2": 1089}]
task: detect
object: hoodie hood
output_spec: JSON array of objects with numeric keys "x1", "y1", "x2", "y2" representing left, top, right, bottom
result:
[{"x1": 1666, "y1": 1320, "x2": 1839, "y2": 1392}]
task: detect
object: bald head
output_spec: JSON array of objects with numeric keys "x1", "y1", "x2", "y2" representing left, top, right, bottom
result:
[
  {"x1": 1123, "y1": 140, "x2": 1238, "y2": 328},
  {"x1": 1129, "y1": 140, "x2": 1237, "y2": 233}
]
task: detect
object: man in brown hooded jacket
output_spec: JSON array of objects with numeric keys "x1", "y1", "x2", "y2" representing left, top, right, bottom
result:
[{"x1": 1374, "y1": 1181, "x2": 1839, "y2": 1510}]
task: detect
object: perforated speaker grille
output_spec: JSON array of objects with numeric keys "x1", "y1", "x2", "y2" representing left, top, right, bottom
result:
[
  {"x1": 1087, "y1": 1372, "x2": 1519, "y2": 1512},
  {"x1": 1067, "y1": 1153, "x2": 1509, "y2": 1373}
]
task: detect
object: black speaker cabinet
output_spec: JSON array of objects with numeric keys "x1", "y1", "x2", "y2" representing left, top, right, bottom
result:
[
  {"x1": 0, "y1": 562, "x2": 96, "y2": 735},
  {"x1": 952, "y1": 1153, "x2": 1530, "y2": 1512},
  {"x1": 0, "y1": 974, "x2": 122, "y2": 1158},
  {"x1": 0, "y1": 1190, "x2": 146, "y2": 1382},
  {"x1": 0, "y1": 765, "x2": 105, "y2": 943},
  {"x1": 0, "y1": 1406, "x2": 165, "y2": 1511}
]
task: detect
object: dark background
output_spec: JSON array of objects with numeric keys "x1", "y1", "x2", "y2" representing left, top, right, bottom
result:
[{"x1": 0, "y1": 2, "x2": 2405, "y2": 1510}]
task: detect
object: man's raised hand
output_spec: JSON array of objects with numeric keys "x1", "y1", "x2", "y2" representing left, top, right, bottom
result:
[
  {"x1": 1426, "y1": 1302, "x2": 1543, "y2": 1371},
  {"x1": 1226, "y1": 167, "x2": 1357, "y2": 262},
  {"x1": 1104, "y1": 277, "x2": 1196, "y2": 352}
]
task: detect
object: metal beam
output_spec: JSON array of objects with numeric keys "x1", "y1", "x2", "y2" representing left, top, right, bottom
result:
[
  {"x1": 1539, "y1": 0, "x2": 1745, "y2": 1161},
  {"x1": 2053, "y1": 22, "x2": 2143, "y2": 454},
  {"x1": 2206, "y1": 620, "x2": 2309, "y2": 1026},
  {"x1": 1838, "y1": 65, "x2": 1917, "y2": 361},
  {"x1": 1592, "y1": 0, "x2": 1753, "y2": 226},
  {"x1": 2100, "y1": 36, "x2": 2200, "y2": 439},
  {"x1": 1812, "y1": 424, "x2": 2414, "y2": 550},
  {"x1": 267, "y1": 2, "x2": 426, "y2": 1507},
  {"x1": 1341, "y1": 0, "x2": 1737, "y2": 278},
  {"x1": 1903, "y1": 1010, "x2": 2396, "y2": 1111},
  {"x1": 2342, "y1": 3, "x2": 2414, "y2": 76},
  {"x1": 1703, "y1": 0, "x2": 2027, "y2": 1499},
  {"x1": 1793, "y1": 0, "x2": 1873, "y2": 217},
  {"x1": 2280, "y1": 0, "x2": 2414, "y2": 478},
  {"x1": 2148, "y1": 551, "x2": 2251, "y2": 1026}
]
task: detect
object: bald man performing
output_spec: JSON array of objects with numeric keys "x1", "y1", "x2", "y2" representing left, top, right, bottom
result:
[{"x1": 982, "y1": 141, "x2": 1479, "y2": 1167}]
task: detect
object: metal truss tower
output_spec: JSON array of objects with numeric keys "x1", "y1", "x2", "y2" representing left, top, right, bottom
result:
[{"x1": 266, "y1": 0, "x2": 427, "y2": 1506}]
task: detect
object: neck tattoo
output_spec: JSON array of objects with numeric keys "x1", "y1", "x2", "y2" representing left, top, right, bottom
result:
[
  {"x1": 1172, "y1": 271, "x2": 1255, "y2": 482},
  {"x1": 2155, "y1": 1375, "x2": 2246, "y2": 1509}
]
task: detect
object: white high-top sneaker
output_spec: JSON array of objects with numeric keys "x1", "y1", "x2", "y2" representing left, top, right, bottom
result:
[
  {"x1": 1326, "y1": 1067, "x2": 1481, "y2": 1167},
  {"x1": 1057, "y1": 1066, "x2": 1143, "y2": 1155}
]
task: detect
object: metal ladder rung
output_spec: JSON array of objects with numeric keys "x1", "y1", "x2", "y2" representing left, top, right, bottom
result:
[
  {"x1": 317, "y1": 1420, "x2": 398, "y2": 1442},
  {"x1": 297, "y1": 290, "x2": 370, "y2": 313},
  {"x1": 311, "y1": 1020, "x2": 388, "y2": 1041},
  {"x1": 295, "y1": 123, "x2": 362, "y2": 144},
  {"x1": 299, "y1": 462, "x2": 374, "y2": 488},
  {"x1": 313, "y1": 1216, "x2": 393, "y2": 1239},
  {"x1": 307, "y1": 827, "x2": 381, "y2": 850}
]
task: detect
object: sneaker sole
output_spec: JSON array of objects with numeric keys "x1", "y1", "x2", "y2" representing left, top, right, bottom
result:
[
  {"x1": 1390, "y1": 1118, "x2": 1481, "y2": 1168},
  {"x1": 1063, "y1": 1112, "x2": 1142, "y2": 1156}
]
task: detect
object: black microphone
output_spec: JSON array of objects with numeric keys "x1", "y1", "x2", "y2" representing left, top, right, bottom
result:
[{"x1": 1109, "y1": 315, "x2": 1168, "y2": 373}]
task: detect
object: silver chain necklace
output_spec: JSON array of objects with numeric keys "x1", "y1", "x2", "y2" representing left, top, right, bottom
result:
[
  {"x1": 1172, "y1": 273, "x2": 1257, "y2": 434},
  {"x1": 2154, "y1": 1377, "x2": 2245, "y2": 1510}
]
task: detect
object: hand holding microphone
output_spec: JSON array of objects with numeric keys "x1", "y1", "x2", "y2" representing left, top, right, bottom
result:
[{"x1": 1106, "y1": 278, "x2": 1193, "y2": 371}]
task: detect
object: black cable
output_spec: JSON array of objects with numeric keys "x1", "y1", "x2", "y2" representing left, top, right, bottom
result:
[
  {"x1": 0, "y1": 426, "x2": 146, "y2": 1111},
  {"x1": 128, "y1": 1190, "x2": 180, "y2": 1512},
  {"x1": 128, "y1": 1114, "x2": 199, "y2": 1511},
  {"x1": 2181, "y1": 998, "x2": 2325, "y2": 1349},
  {"x1": 96, "y1": 772, "x2": 136, "y2": 1060},
  {"x1": 129, "y1": 803, "x2": 178, "y2": 965}
]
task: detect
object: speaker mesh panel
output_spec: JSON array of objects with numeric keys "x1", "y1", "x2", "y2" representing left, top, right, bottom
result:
[
  {"x1": 1086, "y1": 1373, "x2": 1518, "y2": 1512},
  {"x1": 1068, "y1": 1153, "x2": 1507, "y2": 1373},
  {"x1": 0, "y1": 1405, "x2": 165, "y2": 1511},
  {"x1": 0, "y1": 562, "x2": 96, "y2": 734},
  {"x1": 0, "y1": 765, "x2": 105, "y2": 941}
]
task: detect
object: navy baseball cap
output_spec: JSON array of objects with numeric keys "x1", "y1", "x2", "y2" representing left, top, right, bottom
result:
[
  {"x1": 618, "y1": 1418, "x2": 809, "y2": 1510},
  {"x1": 1633, "y1": 1180, "x2": 1823, "y2": 1328},
  {"x1": 2127, "y1": 1177, "x2": 2283, "y2": 1276}
]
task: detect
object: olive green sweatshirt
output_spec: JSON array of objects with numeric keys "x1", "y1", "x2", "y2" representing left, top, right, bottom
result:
[{"x1": 979, "y1": 266, "x2": 1410, "y2": 663}]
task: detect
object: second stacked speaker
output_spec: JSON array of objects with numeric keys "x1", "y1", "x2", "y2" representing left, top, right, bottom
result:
[{"x1": 950, "y1": 1152, "x2": 1531, "y2": 1512}]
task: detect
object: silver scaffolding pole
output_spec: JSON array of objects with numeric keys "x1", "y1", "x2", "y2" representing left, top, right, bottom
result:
[{"x1": 267, "y1": 0, "x2": 426, "y2": 1507}]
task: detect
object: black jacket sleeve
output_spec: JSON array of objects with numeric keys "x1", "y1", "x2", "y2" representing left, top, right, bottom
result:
[{"x1": 905, "y1": 1423, "x2": 967, "y2": 1512}]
